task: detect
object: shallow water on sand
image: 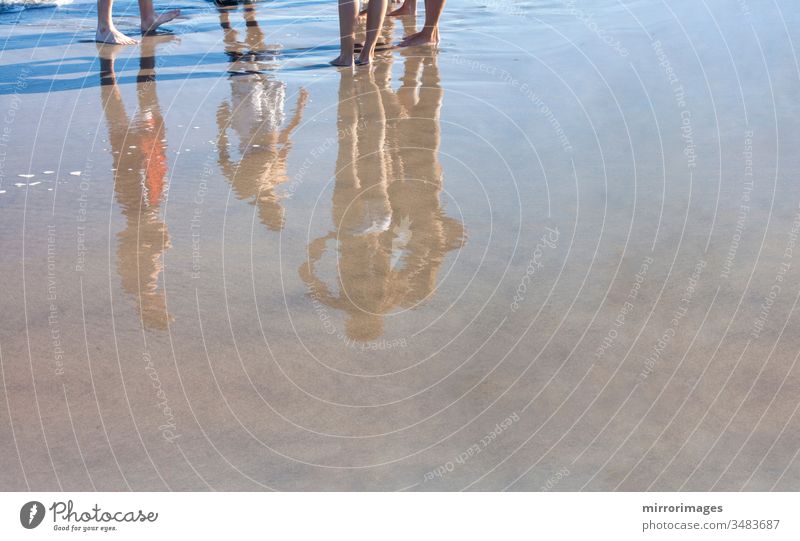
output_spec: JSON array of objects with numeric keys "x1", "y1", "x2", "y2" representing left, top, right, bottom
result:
[{"x1": 1, "y1": 0, "x2": 799, "y2": 490}]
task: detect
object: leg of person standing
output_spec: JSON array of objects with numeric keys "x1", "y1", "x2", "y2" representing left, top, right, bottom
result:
[
  {"x1": 331, "y1": 0, "x2": 359, "y2": 66},
  {"x1": 96, "y1": 0, "x2": 180, "y2": 45},
  {"x1": 96, "y1": 0, "x2": 138, "y2": 45},
  {"x1": 398, "y1": 0, "x2": 444, "y2": 47},
  {"x1": 139, "y1": 0, "x2": 181, "y2": 36},
  {"x1": 357, "y1": 0, "x2": 387, "y2": 64}
]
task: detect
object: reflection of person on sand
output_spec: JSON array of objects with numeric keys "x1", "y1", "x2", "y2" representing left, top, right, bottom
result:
[
  {"x1": 300, "y1": 52, "x2": 465, "y2": 342},
  {"x1": 96, "y1": 0, "x2": 180, "y2": 45},
  {"x1": 98, "y1": 38, "x2": 174, "y2": 330},
  {"x1": 215, "y1": 2, "x2": 308, "y2": 231}
]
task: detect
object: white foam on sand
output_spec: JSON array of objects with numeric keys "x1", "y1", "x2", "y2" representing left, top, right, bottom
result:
[{"x1": 0, "y1": 0, "x2": 72, "y2": 12}]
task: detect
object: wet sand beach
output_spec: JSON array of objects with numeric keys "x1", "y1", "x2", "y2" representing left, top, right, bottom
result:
[{"x1": 1, "y1": 0, "x2": 799, "y2": 490}]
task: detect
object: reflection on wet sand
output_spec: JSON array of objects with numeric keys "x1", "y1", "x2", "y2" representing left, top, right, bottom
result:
[
  {"x1": 215, "y1": 2, "x2": 308, "y2": 231},
  {"x1": 300, "y1": 50, "x2": 465, "y2": 342},
  {"x1": 99, "y1": 38, "x2": 174, "y2": 330}
]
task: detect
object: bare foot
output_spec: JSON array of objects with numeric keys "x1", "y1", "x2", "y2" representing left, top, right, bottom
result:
[
  {"x1": 356, "y1": 43, "x2": 372, "y2": 65},
  {"x1": 141, "y1": 9, "x2": 181, "y2": 35},
  {"x1": 330, "y1": 54, "x2": 354, "y2": 67},
  {"x1": 357, "y1": 46, "x2": 386, "y2": 65},
  {"x1": 96, "y1": 26, "x2": 138, "y2": 45},
  {"x1": 398, "y1": 28, "x2": 438, "y2": 47},
  {"x1": 389, "y1": 4, "x2": 415, "y2": 16},
  {"x1": 354, "y1": 41, "x2": 391, "y2": 52}
]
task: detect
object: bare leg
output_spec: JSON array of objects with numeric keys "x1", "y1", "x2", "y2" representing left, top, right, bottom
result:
[
  {"x1": 139, "y1": 0, "x2": 181, "y2": 35},
  {"x1": 331, "y1": 0, "x2": 358, "y2": 66},
  {"x1": 96, "y1": 0, "x2": 138, "y2": 45},
  {"x1": 359, "y1": 0, "x2": 395, "y2": 17},
  {"x1": 355, "y1": 12, "x2": 393, "y2": 53},
  {"x1": 357, "y1": 0, "x2": 387, "y2": 64},
  {"x1": 389, "y1": 0, "x2": 415, "y2": 16},
  {"x1": 398, "y1": 0, "x2": 444, "y2": 47}
]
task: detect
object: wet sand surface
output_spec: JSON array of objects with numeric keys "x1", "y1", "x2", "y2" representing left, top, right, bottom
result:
[{"x1": 1, "y1": 0, "x2": 799, "y2": 490}]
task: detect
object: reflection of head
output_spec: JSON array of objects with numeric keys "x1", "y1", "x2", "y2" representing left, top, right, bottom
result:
[
  {"x1": 98, "y1": 40, "x2": 174, "y2": 330},
  {"x1": 256, "y1": 189, "x2": 287, "y2": 232},
  {"x1": 346, "y1": 311, "x2": 384, "y2": 343},
  {"x1": 300, "y1": 54, "x2": 466, "y2": 342},
  {"x1": 116, "y1": 216, "x2": 173, "y2": 330}
]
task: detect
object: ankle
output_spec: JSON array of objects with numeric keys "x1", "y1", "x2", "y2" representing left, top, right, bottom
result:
[
  {"x1": 340, "y1": 35, "x2": 355, "y2": 52},
  {"x1": 141, "y1": 14, "x2": 158, "y2": 27}
]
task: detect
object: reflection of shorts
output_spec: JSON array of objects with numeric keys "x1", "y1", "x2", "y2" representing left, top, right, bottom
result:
[{"x1": 229, "y1": 76, "x2": 286, "y2": 136}]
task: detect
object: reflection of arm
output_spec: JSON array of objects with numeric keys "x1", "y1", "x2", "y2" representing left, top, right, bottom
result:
[
  {"x1": 215, "y1": 101, "x2": 238, "y2": 180},
  {"x1": 276, "y1": 88, "x2": 309, "y2": 165},
  {"x1": 298, "y1": 232, "x2": 344, "y2": 310},
  {"x1": 403, "y1": 213, "x2": 464, "y2": 305},
  {"x1": 278, "y1": 88, "x2": 308, "y2": 144}
]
